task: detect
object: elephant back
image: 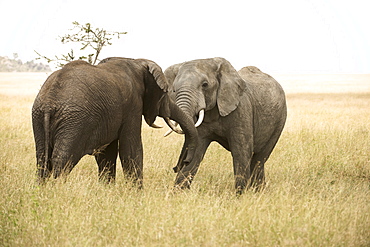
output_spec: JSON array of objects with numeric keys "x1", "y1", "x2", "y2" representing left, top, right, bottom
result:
[{"x1": 238, "y1": 66, "x2": 285, "y2": 96}]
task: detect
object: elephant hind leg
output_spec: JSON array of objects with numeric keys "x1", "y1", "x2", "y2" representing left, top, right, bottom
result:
[
  {"x1": 95, "y1": 140, "x2": 118, "y2": 183},
  {"x1": 36, "y1": 148, "x2": 53, "y2": 184},
  {"x1": 50, "y1": 140, "x2": 85, "y2": 179},
  {"x1": 250, "y1": 129, "x2": 284, "y2": 190},
  {"x1": 51, "y1": 154, "x2": 80, "y2": 179}
]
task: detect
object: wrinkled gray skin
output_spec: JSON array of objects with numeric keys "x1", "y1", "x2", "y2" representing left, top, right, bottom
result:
[
  {"x1": 165, "y1": 57, "x2": 287, "y2": 194},
  {"x1": 32, "y1": 57, "x2": 198, "y2": 187}
]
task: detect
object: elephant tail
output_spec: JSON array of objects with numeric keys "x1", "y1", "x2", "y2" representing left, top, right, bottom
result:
[{"x1": 43, "y1": 110, "x2": 51, "y2": 168}]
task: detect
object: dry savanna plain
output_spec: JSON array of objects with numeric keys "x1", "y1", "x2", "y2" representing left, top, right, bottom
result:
[{"x1": 0, "y1": 72, "x2": 369, "y2": 246}]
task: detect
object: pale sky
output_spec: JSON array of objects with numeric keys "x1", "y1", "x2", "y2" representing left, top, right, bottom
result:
[{"x1": 1, "y1": 0, "x2": 369, "y2": 73}]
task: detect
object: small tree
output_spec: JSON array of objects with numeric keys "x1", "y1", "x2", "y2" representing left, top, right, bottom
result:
[{"x1": 36, "y1": 21, "x2": 127, "y2": 68}]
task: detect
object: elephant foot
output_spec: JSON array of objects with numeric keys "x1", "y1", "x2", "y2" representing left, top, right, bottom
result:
[
  {"x1": 174, "y1": 174, "x2": 193, "y2": 190},
  {"x1": 235, "y1": 179, "x2": 266, "y2": 195},
  {"x1": 250, "y1": 179, "x2": 266, "y2": 192},
  {"x1": 98, "y1": 175, "x2": 116, "y2": 184}
]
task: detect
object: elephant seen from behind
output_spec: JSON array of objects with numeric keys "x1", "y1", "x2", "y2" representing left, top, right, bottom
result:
[
  {"x1": 164, "y1": 57, "x2": 287, "y2": 194},
  {"x1": 32, "y1": 57, "x2": 198, "y2": 187}
]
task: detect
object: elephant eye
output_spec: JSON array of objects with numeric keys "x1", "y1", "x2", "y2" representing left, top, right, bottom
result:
[{"x1": 202, "y1": 82, "x2": 208, "y2": 88}]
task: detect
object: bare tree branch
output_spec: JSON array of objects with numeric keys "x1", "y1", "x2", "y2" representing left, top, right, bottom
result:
[{"x1": 35, "y1": 22, "x2": 127, "y2": 68}]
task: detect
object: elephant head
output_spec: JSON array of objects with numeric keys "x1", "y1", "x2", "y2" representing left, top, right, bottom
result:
[
  {"x1": 164, "y1": 57, "x2": 247, "y2": 128},
  {"x1": 137, "y1": 58, "x2": 198, "y2": 163}
]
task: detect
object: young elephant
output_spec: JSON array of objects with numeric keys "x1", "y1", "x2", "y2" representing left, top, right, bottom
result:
[
  {"x1": 32, "y1": 57, "x2": 198, "y2": 187},
  {"x1": 164, "y1": 57, "x2": 287, "y2": 194}
]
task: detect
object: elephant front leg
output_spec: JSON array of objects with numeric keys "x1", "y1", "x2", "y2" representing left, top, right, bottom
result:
[
  {"x1": 175, "y1": 139, "x2": 210, "y2": 189},
  {"x1": 250, "y1": 154, "x2": 266, "y2": 191},
  {"x1": 95, "y1": 140, "x2": 118, "y2": 183},
  {"x1": 175, "y1": 162, "x2": 199, "y2": 190},
  {"x1": 119, "y1": 122, "x2": 144, "y2": 189},
  {"x1": 233, "y1": 158, "x2": 252, "y2": 195},
  {"x1": 230, "y1": 134, "x2": 254, "y2": 195}
]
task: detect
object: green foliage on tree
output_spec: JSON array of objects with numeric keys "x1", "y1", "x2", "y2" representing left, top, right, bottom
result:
[{"x1": 35, "y1": 22, "x2": 127, "y2": 68}]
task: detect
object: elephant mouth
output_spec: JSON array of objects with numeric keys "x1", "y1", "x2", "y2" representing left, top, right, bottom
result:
[{"x1": 164, "y1": 109, "x2": 205, "y2": 137}]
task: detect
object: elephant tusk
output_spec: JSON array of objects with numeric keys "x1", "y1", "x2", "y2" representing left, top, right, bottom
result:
[
  {"x1": 164, "y1": 117, "x2": 183, "y2": 135},
  {"x1": 163, "y1": 129, "x2": 173, "y2": 137},
  {"x1": 194, "y1": 109, "x2": 205, "y2": 127},
  {"x1": 164, "y1": 129, "x2": 173, "y2": 137},
  {"x1": 164, "y1": 121, "x2": 177, "y2": 136},
  {"x1": 164, "y1": 120, "x2": 176, "y2": 136},
  {"x1": 150, "y1": 123, "x2": 163, "y2": 128},
  {"x1": 165, "y1": 109, "x2": 204, "y2": 136}
]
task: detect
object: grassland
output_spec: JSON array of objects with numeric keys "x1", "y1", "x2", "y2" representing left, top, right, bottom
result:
[{"x1": 0, "y1": 73, "x2": 369, "y2": 246}]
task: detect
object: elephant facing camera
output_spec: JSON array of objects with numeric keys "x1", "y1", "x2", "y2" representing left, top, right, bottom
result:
[{"x1": 164, "y1": 57, "x2": 287, "y2": 194}]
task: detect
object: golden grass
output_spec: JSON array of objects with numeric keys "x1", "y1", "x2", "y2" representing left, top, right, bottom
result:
[{"x1": 1, "y1": 73, "x2": 369, "y2": 246}]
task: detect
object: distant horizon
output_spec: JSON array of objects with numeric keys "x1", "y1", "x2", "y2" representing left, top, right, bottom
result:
[
  {"x1": 1, "y1": 70, "x2": 369, "y2": 96},
  {"x1": 1, "y1": 53, "x2": 369, "y2": 75}
]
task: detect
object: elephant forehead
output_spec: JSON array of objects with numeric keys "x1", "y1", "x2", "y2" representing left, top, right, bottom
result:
[
  {"x1": 177, "y1": 66, "x2": 211, "y2": 81},
  {"x1": 174, "y1": 75, "x2": 202, "y2": 92},
  {"x1": 182, "y1": 60, "x2": 216, "y2": 72},
  {"x1": 174, "y1": 71, "x2": 197, "y2": 83}
]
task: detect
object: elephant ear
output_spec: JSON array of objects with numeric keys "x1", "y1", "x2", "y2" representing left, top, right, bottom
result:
[
  {"x1": 215, "y1": 57, "x2": 247, "y2": 117},
  {"x1": 139, "y1": 59, "x2": 169, "y2": 126}
]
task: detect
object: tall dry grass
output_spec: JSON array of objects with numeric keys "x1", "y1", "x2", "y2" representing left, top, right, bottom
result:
[{"x1": 0, "y1": 74, "x2": 369, "y2": 246}]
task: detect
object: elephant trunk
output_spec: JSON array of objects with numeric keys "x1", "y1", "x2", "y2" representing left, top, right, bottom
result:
[
  {"x1": 177, "y1": 86, "x2": 206, "y2": 129},
  {"x1": 163, "y1": 88, "x2": 205, "y2": 138},
  {"x1": 166, "y1": 98, "x2": 198, "y2": 164},
  {"x1": 175, "y1": 88, "x2": 202, "y2": 125}
]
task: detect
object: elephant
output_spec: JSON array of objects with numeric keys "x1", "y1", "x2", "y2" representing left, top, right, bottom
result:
[
  {"x1": 32, "y1": 57, "x2": 198, "y2": 187},
  {"x1": 164, "y1": 57, "x2": 287, "y2": 194}
]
